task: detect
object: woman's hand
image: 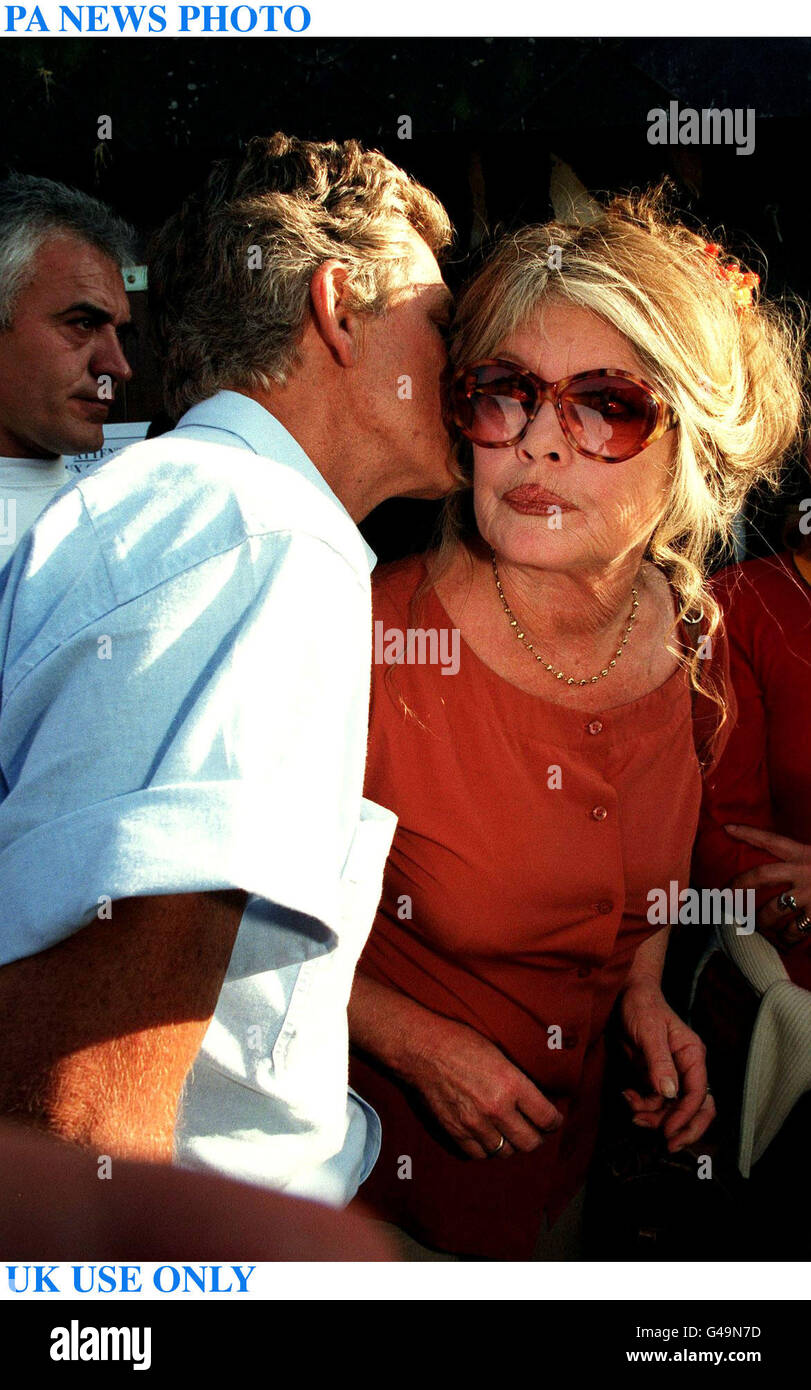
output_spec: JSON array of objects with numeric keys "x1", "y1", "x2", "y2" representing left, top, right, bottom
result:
[
  {"x1": 619, "y1": 980, "x2": 715, "y2": 1152},
  {"x1": 408, "y1": 1018, "x2": 563, "y2": 1161},
  {"x1": 726, "y1": 823, "x2": 811, "y2": 944}
]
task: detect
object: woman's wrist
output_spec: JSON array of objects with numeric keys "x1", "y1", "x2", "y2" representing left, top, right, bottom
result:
[
  {"x1": 349, "y1": 972, "x2": 460, "y2": 1085},
  {"x1": 620, "y1": 972, "x2": 664, "y2": 1000},
  {"x1": 394, "y1": 1008, "x2": 467, "y2": 1087},
  {"x1": 625, "y1": 927, "x2": 668, "y2": 991}
]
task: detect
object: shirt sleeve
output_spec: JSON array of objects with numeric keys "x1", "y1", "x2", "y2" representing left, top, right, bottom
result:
[{"x1": 0, "y1": 529, "x2": 372, "y2": 965}]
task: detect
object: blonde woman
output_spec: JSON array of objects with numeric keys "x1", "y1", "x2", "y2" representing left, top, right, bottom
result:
[{"x1": 349, "y1": 190, "x2": 805, "y2": 1261}]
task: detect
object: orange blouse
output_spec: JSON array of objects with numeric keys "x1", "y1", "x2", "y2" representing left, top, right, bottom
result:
[{"x1": 351, "y1": 556, "x2": 710, "y2": 1258}]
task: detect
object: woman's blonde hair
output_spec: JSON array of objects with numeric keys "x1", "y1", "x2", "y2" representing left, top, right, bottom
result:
[{"x1": 437, "y1": 185, "x2": 808, "y2": 729}]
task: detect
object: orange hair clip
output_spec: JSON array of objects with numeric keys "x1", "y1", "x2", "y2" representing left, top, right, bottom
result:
[{"x1": 702, "y1": 242, "x2": 760, "y2": 311}]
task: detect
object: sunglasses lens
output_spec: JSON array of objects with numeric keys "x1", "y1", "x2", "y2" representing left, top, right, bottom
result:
[
  {"x1": 451, "y1": 363, "x2": 534, "y2": 446},
  {"x1": 560, "y1": 376, "x2": 660, "y2": 460}
]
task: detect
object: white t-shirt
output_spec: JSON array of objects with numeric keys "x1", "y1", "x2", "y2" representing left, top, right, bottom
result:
[{"x1": 0, "y1": 456, "x2": 70, "y2": 556}]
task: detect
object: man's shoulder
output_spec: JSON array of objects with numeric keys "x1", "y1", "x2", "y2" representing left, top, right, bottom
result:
[
  {"x1": 76, "y1": 428, "x2": 369, "y2": 592},
  {"x1": 0, "y1": 425, "x2": 368, "y2": 698}
]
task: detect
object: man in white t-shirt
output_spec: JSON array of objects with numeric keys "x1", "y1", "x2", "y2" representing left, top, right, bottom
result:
[{"x1": 0, "y1": 174, "x2": 134, "y2": 555}]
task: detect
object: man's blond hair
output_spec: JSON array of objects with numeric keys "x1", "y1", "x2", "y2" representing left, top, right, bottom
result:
[{"x1": 149, "y1": 132, "x2": 452, "y2": 418}]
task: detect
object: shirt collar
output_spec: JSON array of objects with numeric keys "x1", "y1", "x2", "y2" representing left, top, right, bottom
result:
[
  {"x1": 174, "y1": 390, "x2": 375, "y2": 570},
  {"x1": 0, "y1": 455, "x2": 67, "y2": 482}
]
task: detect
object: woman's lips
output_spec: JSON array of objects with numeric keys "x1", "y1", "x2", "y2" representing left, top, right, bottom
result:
[{"x1": 503, "y1": 485, "x2": 577, "y2": 515}]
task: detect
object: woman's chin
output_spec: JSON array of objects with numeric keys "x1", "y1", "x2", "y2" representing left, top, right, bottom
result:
[{"x1": 483, "y1": 532, "x2": 595, "y2": 572}]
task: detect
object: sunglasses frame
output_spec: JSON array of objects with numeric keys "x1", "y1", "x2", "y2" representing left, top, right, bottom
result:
[{"x1": 447, "y1": 358, "x2": 679, "y2": 462}]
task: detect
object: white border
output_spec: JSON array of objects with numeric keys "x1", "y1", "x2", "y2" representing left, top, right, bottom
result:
[{"x1": 2, "y1": 1, "x2": 810, "y2": 39}]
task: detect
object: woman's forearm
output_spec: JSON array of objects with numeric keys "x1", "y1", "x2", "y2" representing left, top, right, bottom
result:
[
  {"x1": 625, "y1": 926, "x2": 670, "y2": 990},
  {"x1": 349, "y1": 970, "x2": 562, "y2": 1159},
  {"x1": 349, "y1": 970, "x2": 452, "y2": 1084}
]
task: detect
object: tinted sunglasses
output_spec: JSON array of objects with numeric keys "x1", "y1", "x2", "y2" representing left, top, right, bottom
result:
[{"x1": 447, "y1": 358, "x2": 678, "y2": 462}]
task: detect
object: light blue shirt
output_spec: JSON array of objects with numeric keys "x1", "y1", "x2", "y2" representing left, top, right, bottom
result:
[{"x1": 0, "y1": 391, "x2": 396, "y2": 1205}]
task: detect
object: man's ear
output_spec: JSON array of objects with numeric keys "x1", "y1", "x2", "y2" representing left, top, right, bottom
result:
[{"x1": 308, "y1": 260, "x2": 364, "y2": 367}]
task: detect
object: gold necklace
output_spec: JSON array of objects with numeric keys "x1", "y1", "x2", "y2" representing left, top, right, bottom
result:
[{"x1": 490, "y1": 548, "x2": 640, "y2": 687}]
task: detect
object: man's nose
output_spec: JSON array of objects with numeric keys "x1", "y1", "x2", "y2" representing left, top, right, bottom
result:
[{"x1": 91, "y1": 326, "x2": 133, "y2": 385}]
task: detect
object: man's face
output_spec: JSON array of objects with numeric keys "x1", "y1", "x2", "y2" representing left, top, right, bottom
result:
[
  {"x1": 352, "y1": 226, "x2": 455, "y2": 501},
  {"x1": 0, "y1": 233, "x2": 133, "y2": 459}
]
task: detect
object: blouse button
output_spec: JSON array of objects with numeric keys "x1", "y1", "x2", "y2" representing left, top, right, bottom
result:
[
  {"x1": 576, "y1": 965, "x2": 591, "y2": 979},
  {"x1": 591, "y1": 805, "x2": 608, "y2": 821},
  {"x1": 562, "y1": 1032, "x2": 579, "y2": 1049},
  {"x1": 587, "y1": 720, "x2": 603, "y2": 735},
  {"x1": 596, "y1": 899, "x2": 613, "y2": 915}
]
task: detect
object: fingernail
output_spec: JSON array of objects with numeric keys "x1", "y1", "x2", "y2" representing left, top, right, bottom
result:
[
  {"x1": 660, "y1": 1079, "x2": 678, "y2": 1099},
  {"x1": 632, "y1": 1116, "x2": 650, "y2": 1126},
  {"x1": 621, "y1": 1089, "x2": 634, "y2": 1105}
]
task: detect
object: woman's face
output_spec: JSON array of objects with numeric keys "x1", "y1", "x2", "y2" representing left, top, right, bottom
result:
[{"x1": 472, "y1": 303, "x2": 676, "y2": 575}]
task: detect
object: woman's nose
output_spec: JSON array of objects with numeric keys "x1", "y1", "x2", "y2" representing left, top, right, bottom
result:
[{"x1": 516, "y1": 399, "x2": 570, "y2": 465}]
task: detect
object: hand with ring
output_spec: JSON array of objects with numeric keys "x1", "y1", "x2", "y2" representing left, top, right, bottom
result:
[
  {"x1": 405, "y1": 1014, "x2": 563, "y2": 1160},
  {"x1": 726, "y1": 824, "x2": 811, "y2": 945}
]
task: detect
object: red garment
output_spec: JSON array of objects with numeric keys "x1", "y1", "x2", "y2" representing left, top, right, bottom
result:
[
  {"x1": 351, "y1": 555, "x2": 713, "y2": 1258},
  {"x1": 693, "y1": 551, "x2": 811, "y2": 990}
]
